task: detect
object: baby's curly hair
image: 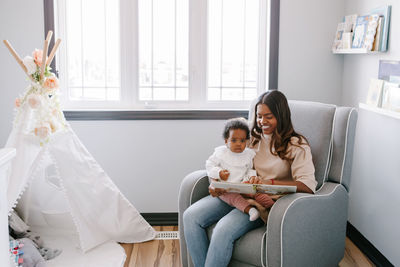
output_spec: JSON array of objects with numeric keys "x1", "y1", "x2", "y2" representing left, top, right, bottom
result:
[{"x1": 223, "y1": 117, "x2": 250, "y2": 140}]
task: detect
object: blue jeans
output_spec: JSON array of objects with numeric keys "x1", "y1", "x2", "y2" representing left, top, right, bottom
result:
[{"x1": 183, "y1": 195, "x2": 263, "y2": 267}]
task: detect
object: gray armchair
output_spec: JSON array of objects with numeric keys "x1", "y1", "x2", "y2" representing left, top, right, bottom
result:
[{"x1": 178, "y1": 100, "x2": 357, "y2": 267}]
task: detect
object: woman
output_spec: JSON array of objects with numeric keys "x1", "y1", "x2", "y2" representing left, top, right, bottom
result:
[{"x1": 183, "y1": 90, "x2": 317, "y2": 267}]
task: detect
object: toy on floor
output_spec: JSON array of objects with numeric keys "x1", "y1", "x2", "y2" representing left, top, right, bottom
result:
[
  {"x1": 9, "y1": 210, "x2": 62, "y2": 263},
  {"x1": 10, "y1": 239, "x2": 24, "y2": 266}
]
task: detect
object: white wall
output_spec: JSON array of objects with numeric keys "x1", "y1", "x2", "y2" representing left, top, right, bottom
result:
[
  {"x1": 69, "y1": 120, "x2": 224, "y2": 212},
  {"x1": 0, "y1": 0, "x2": 45, "y2": 144},
  {"x1": 0, "y1": 0, "x2": 345, "y2": 212},
  {"x1": 342, "y1": 1, "x2": 400, "y2": 265},
  {"x1": 279, "y1": 0, "x2": 344, "y2": 105}
]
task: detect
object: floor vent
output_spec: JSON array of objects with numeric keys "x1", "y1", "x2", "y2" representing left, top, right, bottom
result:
[{"x1": 155, "y1": 231, "x2": 179, "y2": 240}]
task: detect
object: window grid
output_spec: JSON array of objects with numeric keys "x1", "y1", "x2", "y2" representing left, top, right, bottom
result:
[
  {"x1": 103, "y1": 0, "x2": 108, "y2": 99},
  {"x1": 53, "y1": 0, "x2": 275, "y2": 110},
  {"x1": 242, "y1": 0, "x2": 246, "y2": 101},
  {"x1": 65, "y1": 0, "x2": 120, "y2": 102},
  {"x1": 212, "y1": 0, "x2": 257, "y2": 102},
  {"x1": 138, "y1": 0, "x2": 189, "y2": 102},
  {"x1": 151, "y1": 0, "x2": 154, "y2": 100},
  {"x1": 219, "y1": 0, "x2": 223, "y2": 101},
  {"x1": 174, "y1": 0, "x2": 177, "y2": 101},
  {"x1": 79, "y1": 0, "x2": 84, "y2": 99}
]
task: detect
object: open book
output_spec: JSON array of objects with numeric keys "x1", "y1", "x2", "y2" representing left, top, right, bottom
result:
[{"x1": 210, "y1": 180, "x2": 297, "y2": 195}]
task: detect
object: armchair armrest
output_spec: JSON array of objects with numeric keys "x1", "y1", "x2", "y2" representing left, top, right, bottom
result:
[
  {"x1": 265, "y1": 182, "x2": 348, "y2": 267},
  {"x1": 178, "y1": 170, "x2": 209, "y2": 267}
]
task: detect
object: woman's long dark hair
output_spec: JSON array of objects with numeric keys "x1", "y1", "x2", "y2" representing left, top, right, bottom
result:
[{"x1": 250, "y1": 90, "x2": 308, "y2": 160}]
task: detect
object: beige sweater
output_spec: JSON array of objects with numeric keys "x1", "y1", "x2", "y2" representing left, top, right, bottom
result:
[{"x1": 251, "y1": 134, "x2": 317, "y2": 193}]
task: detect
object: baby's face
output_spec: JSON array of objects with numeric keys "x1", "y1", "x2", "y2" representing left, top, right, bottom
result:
[{"x1": 225, "y1": 129, "x2": 247, "y2": 153}]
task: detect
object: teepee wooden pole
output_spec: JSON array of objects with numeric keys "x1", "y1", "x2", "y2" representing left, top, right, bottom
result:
[
  {"x1": 40, "y1": 40, "x2": 49, "y2": 82},
  {"x1": 39, "y1": 31, "x2": 53, "y2": 81},
  {"x1": 46, "y1": 31, "x2": 53, "y2": 43},
  {"x1": 46, "y1": 38, "x2": 61, "y2": 67},
  {"x1": 3, "y1": 40, "x2": 36, "y2": 83}
]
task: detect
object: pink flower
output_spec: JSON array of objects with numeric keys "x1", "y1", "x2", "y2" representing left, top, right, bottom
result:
[
  {"x1": 32, "y1": 49, "x2": 43, "y2": 67},
  {"x1": 27, "y1": 94, "x2": 42, "y2": 109},
  {"x1": 43, "y1": 76, "x2": 59, "y2": 91},
  {"x1": 14, "y1": 98, "x2": 21, "y2": 108},
  {"x1": 34, "y1": 124, "x2": 51, "y2": 139}
]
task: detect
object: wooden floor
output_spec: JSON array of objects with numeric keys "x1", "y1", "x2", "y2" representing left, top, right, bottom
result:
[
  {"x1": 121, "y1": 226, "x2": 374, "y2": 267},
  {"x1": 121, "y1": 226, "x2": 181, "y2": 267}
]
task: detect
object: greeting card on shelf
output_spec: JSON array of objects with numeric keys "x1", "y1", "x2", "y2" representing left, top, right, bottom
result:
[
  {"x1": 366, "y1": 78, "x2": 384, "y2": 107},
  {"x1": 352, "y1": 15, "x2": 378, "y2": 49},
  {"x1": 369, "y1": 5, "x2": 391, "y2": 51},
  {"x1": 372, "y1": 16, "x2": 384, "y2": 51},
  {"x1": 389, "y1": 76, "x2": 400, "y2": 84},
  {"x1": 382, "y1": 82, "x2": 400, "y2": 112},
  {"x1": 332, "y1": 22, "x2": 346, "y2": 51},
  {"x1": 344, "y1": 14, "x2": 358, "y2": 32},
  {"x1": 363, "y1": 14, "x2": 379, "y2": 51},
  {"x1": 341, "y1": 32, "x2": 353, "y2": 49}
]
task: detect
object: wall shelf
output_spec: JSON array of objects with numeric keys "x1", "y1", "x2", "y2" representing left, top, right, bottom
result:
[
  {"x1": 359, "y1": 103, "x2": 400, "y2": 119},
  {"x1": 332, "y1": 48, "x2": 379, "y2": 54}
]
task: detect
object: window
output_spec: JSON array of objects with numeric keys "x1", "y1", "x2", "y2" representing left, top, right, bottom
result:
[
  {"x1": 138, "y1": 0, "x2": 189, "y2": 102},
  {"x1": 207, "y1": 0, "x2": 263, "y2": 102},
  {"x1": 48, "y1": 0, "x2": 279, "y2": 111}
]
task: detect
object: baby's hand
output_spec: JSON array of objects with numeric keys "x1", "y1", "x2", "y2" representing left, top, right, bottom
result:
[
  {"x1": 209, "y1": 186, "x2": 226, "y2": 197},
  {"x1": 248, "y1": 176, "x2": 263, "y2": 184},
  {"x1": 219, "y1": 170, "x2": 230, "y2": 181}
]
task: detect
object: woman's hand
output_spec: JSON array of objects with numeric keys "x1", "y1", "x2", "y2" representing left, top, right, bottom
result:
[
  {"x1": 209, "y1": 186, "x2": 226, "y2": 197},
  {"x1": 247, "y1": 176, "x2": 263, "y2": 184}
]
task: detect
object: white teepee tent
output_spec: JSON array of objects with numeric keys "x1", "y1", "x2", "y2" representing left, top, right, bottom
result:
[{"x1": 4, "y1": 33, "x2": 155, "y2": 265}]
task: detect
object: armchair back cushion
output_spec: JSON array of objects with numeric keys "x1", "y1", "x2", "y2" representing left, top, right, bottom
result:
[
  {"x1": 327, "y1": 107, "x2": 357, "y2": 190},
  {"x1": 249, "y1": 100, "x2": 336, "y2": 189}
]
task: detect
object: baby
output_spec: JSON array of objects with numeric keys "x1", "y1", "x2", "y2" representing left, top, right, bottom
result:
[{"x1": 206, "y1": 118, "x2": 274, "y2": 221}]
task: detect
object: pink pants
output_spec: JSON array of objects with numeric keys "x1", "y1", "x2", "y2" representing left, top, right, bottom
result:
[{"x1": 219, "y1": 193, "x2": 274, "y2": 213}]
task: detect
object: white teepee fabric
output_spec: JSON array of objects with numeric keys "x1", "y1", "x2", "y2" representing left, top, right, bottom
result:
[
  {"x1": 4, "y1": 37, "x2": 155, "y2": 256},
  {"x1": 6, "y1": 85, "x2": 155, "y2": 253}
]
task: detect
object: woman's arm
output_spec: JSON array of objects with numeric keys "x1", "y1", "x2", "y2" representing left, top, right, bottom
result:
[
  {"x1": 247, "y1": 176, "x2": 314, "y2": 194},
  {"x1": 265, "y1": 179, "x2": 313, "y2": 194}
]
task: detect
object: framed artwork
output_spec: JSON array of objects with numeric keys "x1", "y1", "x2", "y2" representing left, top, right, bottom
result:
[{"x1": 378, "y1": 60, "x2": 400, "y2": 81}]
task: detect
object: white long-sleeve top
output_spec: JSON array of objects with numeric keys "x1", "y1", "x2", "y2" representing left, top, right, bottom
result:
[{"x1": 205, "y1": 146, "x2": 257, "y2": 183}]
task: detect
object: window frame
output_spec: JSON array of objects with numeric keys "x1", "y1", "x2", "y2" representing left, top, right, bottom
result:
[{"x1": 44, "y1": 0, "x2": 280, "y2": 120}]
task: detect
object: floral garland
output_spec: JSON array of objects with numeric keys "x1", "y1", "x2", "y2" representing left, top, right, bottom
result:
[{"x1": 13, "y1": 49, "x2": 66, "y2": 145}]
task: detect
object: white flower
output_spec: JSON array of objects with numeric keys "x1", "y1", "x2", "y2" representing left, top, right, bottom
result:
[
  {"x1": 23, "y1": 56, "x2": 37, "y2": 75},
  {"x1": 27, "y1": 94, "x2": 42, "y2": 109},
  {"x1": 34, "y1": 123, "x2": 51, "y2": 139}
]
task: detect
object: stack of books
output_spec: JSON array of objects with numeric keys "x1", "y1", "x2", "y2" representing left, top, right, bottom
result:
[{"x1": 332, "y1": 5, "x2": 391, "y2": 53}]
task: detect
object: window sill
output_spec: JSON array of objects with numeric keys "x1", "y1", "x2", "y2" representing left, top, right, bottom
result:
[{"x1": 63, "y1": 109, "x2": 249, "y2": 120}]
